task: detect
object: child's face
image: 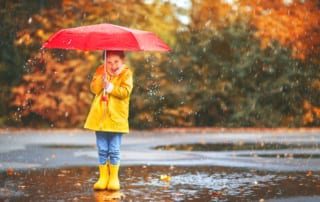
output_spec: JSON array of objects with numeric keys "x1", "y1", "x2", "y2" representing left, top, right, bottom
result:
[{"x1": 106, "y1": 54, "x2": 124, "y2": 74}]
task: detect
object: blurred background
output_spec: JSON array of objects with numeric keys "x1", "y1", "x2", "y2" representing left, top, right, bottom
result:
[{"x1": 0, "y1": 0, "x2": 319, "y2": 129}]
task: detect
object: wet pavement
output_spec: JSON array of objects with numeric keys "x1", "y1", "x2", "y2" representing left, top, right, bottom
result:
[
  {"x1": 0, "y1": 129, "x2": 319, "y2": 171},
  {"x1": 0, "y1": 129, "x2": 320, "y2": 201}
]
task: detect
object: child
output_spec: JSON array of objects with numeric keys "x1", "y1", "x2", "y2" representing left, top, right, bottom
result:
[{"x1": 84, "y1": 50, "x2": 133, "y2": 191}]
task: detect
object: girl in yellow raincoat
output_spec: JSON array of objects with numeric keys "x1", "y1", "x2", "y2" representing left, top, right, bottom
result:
[{"x1": 84, "y1": 50, "x2": 133, "y2": 191}]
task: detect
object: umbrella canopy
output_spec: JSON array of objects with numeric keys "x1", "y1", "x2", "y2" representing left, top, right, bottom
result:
[{"x1": 42, "y1": 23, "x2": 170, "y2": 52}]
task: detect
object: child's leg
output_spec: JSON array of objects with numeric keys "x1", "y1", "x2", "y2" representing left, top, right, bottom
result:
[
  {"x1": 108, "y1": 133, "x2": 123, "y2": 165},
  {"x1": 94, "y1": 131, "x2": 111, "y2": 190},
  {"x1": 107, "y1": 133, "x2": 122, "y2": 190},
  {"x1": 95, "y1": 131, "x2": 110, "y2": 164}
]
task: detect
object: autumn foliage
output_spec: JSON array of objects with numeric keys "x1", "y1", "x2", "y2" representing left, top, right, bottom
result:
[
  {"x1": 12, "y1": 53, "x2": 93, "y2": 127},
  {"x1": 1, "y1": 0, "x2": 319, "y2": 128},
  {"x1": 242, "y1": 0, "x2": 320, "y2": 60}
]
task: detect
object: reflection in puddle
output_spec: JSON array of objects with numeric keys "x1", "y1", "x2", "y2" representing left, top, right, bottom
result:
[
  {"x1": 154, "y1": 143, "x2": 319, "y2": 151},
  {"x1": 0, "y1": 166, "x2": 319, "y2": 201},
  {"x1": 93, "y1": 191, "x2": 125, "y2": 201}
]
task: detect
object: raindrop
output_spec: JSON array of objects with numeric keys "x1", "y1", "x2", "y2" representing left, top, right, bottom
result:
[
  {"x1": 28, "y1": 17, "x2": 33, "y2": 24},
  {"x1": 205, "y1": 20, "x2": 211, "y2": 27},
  {"x1": 283, "y1": 0, "x2": 293, "y2": 5}
]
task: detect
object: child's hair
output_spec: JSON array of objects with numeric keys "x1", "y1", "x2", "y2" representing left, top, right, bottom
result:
[{"x1": 103, "y1": 50, "x2": 125, "y2": 59}]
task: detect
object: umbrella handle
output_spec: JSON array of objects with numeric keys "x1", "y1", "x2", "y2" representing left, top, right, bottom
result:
[
  {"x1": 103, "y1": 50, "x2": 107, "y2": 97},
  {"x1": 102, "y1": 50, "x2": 108, "y2": 122}
]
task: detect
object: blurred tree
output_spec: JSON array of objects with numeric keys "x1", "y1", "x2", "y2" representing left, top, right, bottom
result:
[
  {"x1": 169, "y1": 0, "x2": 320, "y2": 127},
  {"x1": 3, "y1": 0, "x2": 320, "y2": 128},
  {"x1": 11, "y1": 53, "x2": 93, "y2": 127},
  {"x1": 238, "y1": 0, "x2": 320, "y2": 125},
  {"x1": 240, "y1": 0, "x2": 320, "y2": 61},
  {"x1": 0, "y1": 0, "x2": 61, "y2": 126},
  {"x1": 10, "y1": 0, "x2": 178, "y2": 127}
]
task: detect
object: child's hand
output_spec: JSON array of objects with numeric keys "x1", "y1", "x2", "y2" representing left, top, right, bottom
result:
[
  {"x1": 103, "y1": 79, "x2": 114, "y2": 94},
  {"x1": 104, "y1": 80, "x2": 110, "y2": 89},
  {"x1": 101, "y1": 74, "x2": 109, "y2": 88}
]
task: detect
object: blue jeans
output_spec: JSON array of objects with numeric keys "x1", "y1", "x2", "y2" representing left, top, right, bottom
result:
[{"x1": 95, "y1": 131, "x2": 122, "y2": 165}]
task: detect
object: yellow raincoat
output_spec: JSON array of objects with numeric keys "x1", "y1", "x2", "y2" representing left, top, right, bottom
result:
[{"x1": 84, "y1": 64, "x2": 133, "y2": 133}]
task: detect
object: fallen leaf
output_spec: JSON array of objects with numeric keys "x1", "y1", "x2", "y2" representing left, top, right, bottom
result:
[
  {"x1": 74, "y1": 182, "x2": 81, "y2": 187},
  {"x1": 211, "y1": 191, "x2": 223, "y2": 197},
  {"x1": 160, "y1": 174, "x2": 171, "y2": 182},
  {"x1": 18, "y1": 185, "x2": 27, "y2": 189},
  {"x1": 6, "y1": 168, "x2": 14, "y2": 176}
]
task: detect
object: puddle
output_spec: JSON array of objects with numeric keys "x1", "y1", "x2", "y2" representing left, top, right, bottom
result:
[
  {"x1": 238, "y1": 154, "x2": 320, "y2": 159},
  {"x1": 1, "y1": 166, "x2": 319, "y2": 201},
  {"x1": 154, "y1": 143, "x2": 319, "y2": 151},
  {"x1": 39, "y1": 144, "x2": 95, "y2": 149}
]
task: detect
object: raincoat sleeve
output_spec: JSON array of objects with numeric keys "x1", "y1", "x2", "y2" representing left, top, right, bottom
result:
[
  {"x1": 109, "y1": 70, "x2": 133, "y2": 99},
  {"x1": 90, "y1": 69, "x2": 104, "y2": 95}
]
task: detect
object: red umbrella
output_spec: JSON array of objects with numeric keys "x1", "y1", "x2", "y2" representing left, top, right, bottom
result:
[
  {"x1": 42, "y1": 23, "x2": 170, "y2": 101},
  {"x1": 42, "y1": 23, "x2": 171, "y2": 51}
]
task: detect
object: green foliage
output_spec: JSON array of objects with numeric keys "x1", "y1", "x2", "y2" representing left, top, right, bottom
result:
[
  {"x1": 131, "y1": 18, "x2": 319, "y2": 128},
  {"x1": 171, "y1": 21, "x2": 319, "y2": 127}
]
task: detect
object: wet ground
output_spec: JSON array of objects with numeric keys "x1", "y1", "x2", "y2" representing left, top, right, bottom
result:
[
  {"x1": 0, "y1": 129, "x2": 320, "y2": 201},
  {"x1": 1, "y1": 165, "x2": 320, "y2": 201},
  {"x1": 0, "y1": 166, "x2": 320, "y2": 201}
]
